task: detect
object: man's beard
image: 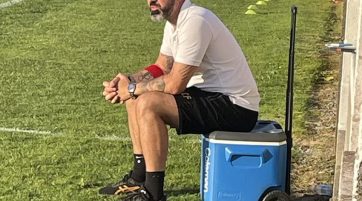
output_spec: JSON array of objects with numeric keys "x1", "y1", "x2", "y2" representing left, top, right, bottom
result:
[
  {"x1": 149, "y1": 0, "x2": 174, "y2": 22},
  {"x1": 150, "y1": 10, "x2": 165, "y2": 22}
]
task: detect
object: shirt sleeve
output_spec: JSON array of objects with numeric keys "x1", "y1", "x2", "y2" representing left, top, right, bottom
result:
[
  {"x1": 175, "y1": 16, "x2": 213, "y2": 66},
  {"x1": 160, "y1": 23, "x2": 173, "y2": 56}
]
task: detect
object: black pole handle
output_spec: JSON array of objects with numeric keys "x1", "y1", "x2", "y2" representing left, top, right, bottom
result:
[{"x1": 285, "y1": 5, "x2": 297, "y2": 195}]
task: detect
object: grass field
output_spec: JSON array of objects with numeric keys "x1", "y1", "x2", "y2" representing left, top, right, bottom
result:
[{"x1": 0, "y1": 0, "x2": 335, "y2": 200}]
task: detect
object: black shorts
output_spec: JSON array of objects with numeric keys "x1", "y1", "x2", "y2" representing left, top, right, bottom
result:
[{"x1": 174, "y1": 87, "x2": 258, "y2": 134}]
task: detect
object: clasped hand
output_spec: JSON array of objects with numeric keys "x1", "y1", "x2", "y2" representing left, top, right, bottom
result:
[{"x1": 102, "y1": 73, "x2": 131, "y2": 104}]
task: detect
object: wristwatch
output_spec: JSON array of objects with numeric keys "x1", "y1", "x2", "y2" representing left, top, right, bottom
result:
[{"x1": 128, "y1": 82, "x2": 137, "y2": 99}]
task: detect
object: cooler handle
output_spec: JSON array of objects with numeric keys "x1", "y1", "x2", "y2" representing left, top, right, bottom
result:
[{"x1": 225, "y1": 147, "x2": 272, "y2": 164}]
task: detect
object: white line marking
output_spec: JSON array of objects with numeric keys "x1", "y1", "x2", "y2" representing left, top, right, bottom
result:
[
  {"x1": 0, "y1": 0, "x2": 23, "y2": 9},
  {"x1": 0, "y1": 127, "x2": 60, "y2": 135},
  {"x1": 0, "y1": 127, "x2": 200, "y2": 143},
  {"x1": 96, "y1": 135, "x2": 132, "y2": 142}
]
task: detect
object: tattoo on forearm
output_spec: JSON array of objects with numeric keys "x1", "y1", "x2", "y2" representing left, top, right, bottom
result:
[
  {"x1": 142, "y1": 72, "x2": 153, "y2": 81},
  {"x1": 138, "y1": 77, "x2": 165, "y2": 94},
  {"x1": 132, "y1": 71, "x2": 154, "y2": 83},
  {"x1": 165, "y1": 56, "x2": 174, "y2": 73},
  {"x1": 147, "y1": 77, "x2": 165, "y2": 91}
]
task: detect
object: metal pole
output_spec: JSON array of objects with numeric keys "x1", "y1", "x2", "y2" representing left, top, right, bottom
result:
[{"x1": 285, "y1": 5, "x2": 297, "y2": 195}]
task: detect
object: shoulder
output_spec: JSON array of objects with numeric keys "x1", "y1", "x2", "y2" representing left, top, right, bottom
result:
[{"x1": 180, "y1": 5, "x2": 221, "y2": 29}]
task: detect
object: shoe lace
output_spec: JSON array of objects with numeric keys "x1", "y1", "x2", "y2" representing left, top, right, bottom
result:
[{"x1": 124, "y1": 188, "x2": 150, "y2": 201}]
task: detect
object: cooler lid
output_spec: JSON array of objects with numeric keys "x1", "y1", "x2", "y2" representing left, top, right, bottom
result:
[{"x1": 207, "y1": 120, "x2": 286, "y2": 142}]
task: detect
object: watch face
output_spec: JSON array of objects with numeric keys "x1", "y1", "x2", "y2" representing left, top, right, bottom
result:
[{"x1": 128, "y1": 83, "x2": 136, "y2": 93}]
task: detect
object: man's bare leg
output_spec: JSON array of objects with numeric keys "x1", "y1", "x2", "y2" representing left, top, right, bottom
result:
[
  {"x1": 126, "y1": 99, "x2": 147, "y2": 183},
  {"x1": 126, "y1": 99, "x2": 143, "y2": 154},
  {"x1": 136, "y1": 92, "x2": 179, "y2": 171},
  {"x1": 135, "y1": 92, "x2": 179, "y2": 200}
]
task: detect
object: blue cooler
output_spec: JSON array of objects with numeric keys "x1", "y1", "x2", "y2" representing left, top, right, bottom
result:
[{"x1": 200, "y1": 120, "x2": 288, "y2": 201}]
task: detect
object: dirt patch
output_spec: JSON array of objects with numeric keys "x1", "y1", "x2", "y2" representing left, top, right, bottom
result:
[{"x1": 291, "y1": 58, "x2": 339, "y2": 197}]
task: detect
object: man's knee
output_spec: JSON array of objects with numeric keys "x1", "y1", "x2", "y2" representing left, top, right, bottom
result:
[
  {"x1": 136, "y1": 92, "x2": 163, "y2": 116},
  {"x1": 135, "y1": 92, "x2": 179, "y2": 128},
  {"x1": 125, "y1": 98, "x2": 138, "y2": 113}
]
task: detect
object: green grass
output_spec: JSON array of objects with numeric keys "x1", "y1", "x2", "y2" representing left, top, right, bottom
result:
[{"x1": 0, "y1": 0, "x2": 334, "y2": 200}]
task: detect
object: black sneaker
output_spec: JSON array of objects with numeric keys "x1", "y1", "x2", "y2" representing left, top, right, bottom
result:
[
  {"x1": 122, "y1": 186, "x2": 167, "y2": 201},
  {"x1": 99, "y1": 171, "x2": 144, "y2": 195}
]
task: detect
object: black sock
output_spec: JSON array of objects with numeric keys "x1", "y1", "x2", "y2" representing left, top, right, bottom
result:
[
  {"x1": 131, "y1": 154, "x2": 146, "y2": 182},
  {"x1": 145, "y1": 171, "x2": 165, "y2": 201}
]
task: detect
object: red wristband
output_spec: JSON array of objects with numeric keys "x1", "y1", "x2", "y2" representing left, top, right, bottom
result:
[{"x1": 145, "y1": 64, "x2": 164, "y2": 78}]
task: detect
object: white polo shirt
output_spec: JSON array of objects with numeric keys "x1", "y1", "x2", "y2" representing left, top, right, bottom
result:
[{"x1": 160, "y1": 0, "x2": 260, "y2": 111}]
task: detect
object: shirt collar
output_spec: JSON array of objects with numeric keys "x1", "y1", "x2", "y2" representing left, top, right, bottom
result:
[
  {"x1": 181, "y1": 0, "x2": 192, "y2": 10},
  {"x1": 176, "y1": 0, "x2": 192, "y2": 28}
]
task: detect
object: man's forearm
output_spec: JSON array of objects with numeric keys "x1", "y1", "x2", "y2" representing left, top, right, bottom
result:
[
  {"x1": 131, "y1": 61, "x2": 199, "y2": 96},
  {"x1": 129, "y1": 70, "x2": 154, "y2": 83},
  {"x1": 127, "y1": 54, "x2": 174, "y2": 96},
  {"x1": 136, "y1": 77, "x2": 166, "y2": 95},
  {"x1": 129, "y1": 54, "x2": 174, "y2": 83}
]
